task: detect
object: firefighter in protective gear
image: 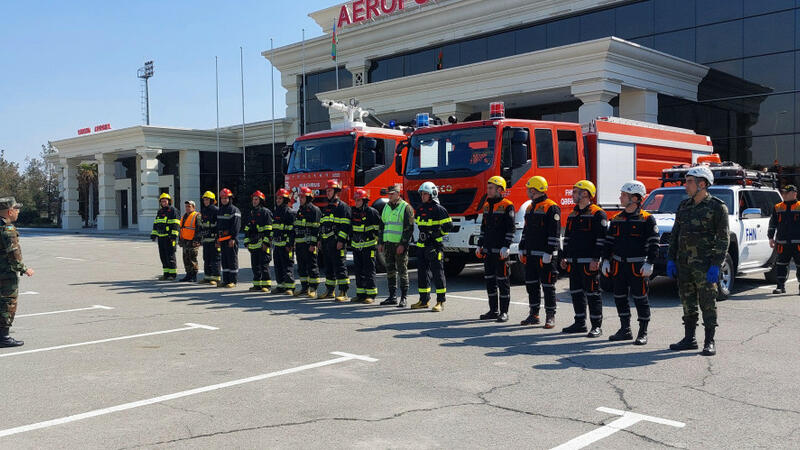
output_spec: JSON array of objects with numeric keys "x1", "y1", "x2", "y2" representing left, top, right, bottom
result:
[
  {"x1": 378, "y1": 184, "x2": 414, "y2": 307},
  {"x1": 199, "y1": 191, "x2": 221, "y2": 285},
  {"x1": 216, "y1": 188, "x2": 242, "y2": 288},
  {"x1": 768, "y1": 185, "x2": 799, "y2": 295},
  {"x1": 518, "y1": 175, "x2": 560, "y2": 328},
  {"x1": 477, "y1": 176, "x2": 516, "y2": 322},
  {"x1": 272, "y1": 188, "x2": 296, "y2": 295},
  {"x1": 178, "y1": 201, "x2": 202, "y2": 282},
  {"x1": 602, "y1": 181, "x2": 658, "y2": 345},
  {"x1": 151, "y1": 193, "x2": 180, "y2": 280},
  {"x1": 319, "y1": 180, "x2": 352, "y2": 301},
  {"x1": 294, "y1": 187, "x2": 321, "y2": 298},
  {"x1": 244, "y1": 191, "x2": 273, "y2": 293},
  {"x1": 411, "y1": 182, "x2": 452, "y2": 312},
  {"x1": 560, "y1": 180, "x2": 608, "y2": 337},
  {"x1": 350, "y1": 188, "x2": 381, "y2": 304}
]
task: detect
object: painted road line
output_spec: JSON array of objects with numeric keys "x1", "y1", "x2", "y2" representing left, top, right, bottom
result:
[
  {"x1": 448, "y1": 294, "x2": 530, "y2": 307},
  {"x1": 757, "y1": 279, "x2": 798, "y2": 290},
  {"x1": 0, "y1": 323, "x2": 218, "y2": 359},
  {"x1": 0, "y1": 351, "x2": 378, "y2": 439},
  {"x1": 17, "y1": 305, "x2": 114, "y2": 318},
  {"x1": 19, "y1": 291, "x2": 39, "y2": 295},
  {"x1": 55, "y1": 256, "x2": 87, "y2": 262},
  {"x1": 551, "y1": 407, "x2": 685, "y2": 450}
]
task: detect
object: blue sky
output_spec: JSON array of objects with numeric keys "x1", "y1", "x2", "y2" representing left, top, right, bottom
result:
[{"x1": 0, "y1": 0, "x2": 336, "y2": 164}]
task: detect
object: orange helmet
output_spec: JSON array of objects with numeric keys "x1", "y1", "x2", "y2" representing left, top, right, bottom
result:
[
  {"x1": 252, "y1": 190, "x2": 265, "y2": 200},
  {"x1": 276, "y1": 188, "x2": 291, "y2": 198},
  {"x1": 219, "y1": 188, "x2": 233, "y2": 198},
  {"x1": 354, "y1": 188, "x2": 369, "y2": 200},
  {"x1": 326, "y1": 179, "x2": 342, "y2": 190},
  {"x1": 299, "y1": 186, "x2": 313, "y2": 197}
]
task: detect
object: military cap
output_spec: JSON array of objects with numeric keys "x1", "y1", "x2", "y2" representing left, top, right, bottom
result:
[
  {"x1": 781, "y1": 185, "x2": 797, "y2": 193},
  {"x1": 386, "y1": 184, "x2": 402, "y2": 194},
  {"x1": 185, "y1": 200, "x2": 196, "y2": 207},
  {"x1": 0, "y1": 197, "x2": 22, "y2": 211}
]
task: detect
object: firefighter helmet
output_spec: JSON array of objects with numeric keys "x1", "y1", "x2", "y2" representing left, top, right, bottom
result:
[
  {"x1": 252, "y1": 190, "x2": 266, "y2": 201},
  {"x1": 159, "y1": 193, "x2": 172, "y2": 201},
  {"x1": 326, "y1": 179, "x2": 342, "y2": 190},
  {"x1": 418, "y1": 181, "x2": 438, "y2": 198},
  {"x1": 620, "y1": 180, "x2": 646, "y2": 198},
  {"x1": 202, "y1": 191, "x2": 216, "y2": 201},
  {"x1": 276, "y1": 188, "x2": 291, "y2": 198},
  {"x1": 299, "y1": 186, "x2": 314, "y2": 197},
  {"x1": 354, "y1": 188, "x2": 369, "y2": 200},
  {"x1": 219, "y1": 188, "x2": 233, "y2": 198},
  {"x1": 488, "y1": 176, "x2": 507, "y2": 190},
  {"x1": 573, "y1": 180, "x2": 596, "y2": 198},
  {"x1": 525, "y1": 176, "x2": 548, "y2": 192},
  {"x1": 686, "y1": 166, "x2": 714, "y2": 186}
]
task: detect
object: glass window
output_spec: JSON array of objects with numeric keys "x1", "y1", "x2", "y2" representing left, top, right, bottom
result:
[
  {"x1": 707, "y1": 60, "x2": 743, "y2": 78},
  {"x1": 535, "y1": 129, "x2": 554, "y2": 168},
  {"x1": 696, "y1": 20, "x2": 743, "y2": 62},
  {"x1": 654, "y1": 29, "x2": 696, "y2": 60},
  {"x1": 631, "y1": 36, "x2": 654, "y2": 48},
  {"x1": 797, "y1": 9, "x2": 800, "y2": 50},
  {"x1": 460, "y1": 37, "x2": 488, "y2": 66},
  {"x1": 749, "y1": 134, "x2": 795, "y2": 167},
  {"x1": 696, "y1": 0, "x2": 743, "y2": 26},
  {"x1": 405, "y1": 49, "x2": 436, "y2": 76},
  {"x1": 615, "y1": 1, "x2": 654, "y2": 39},
  {"x1": 743, "y1": 11, "x2": 795, "y2": 57},
  {"x1": 369, "y1": 59, "x2": 387, "y2": 82},
  {"x1": 488, "y1": 30, "x2": 516, "y2": 59},
  {"x1": 383, "y1": 56, "x2": 404, "y2": 80},
  {"x1": 288, "y1": 136, "x2": 355, "y2": 174},
  {"x1": 743, "y1": 0, "x2": 795, "y2": 16},
  {"x1": 557, "y1": 129, "x2": 579, "y2": 167},
  {"x1": 547, "y1": 16, "x2": 580, "y2": 47},
  {"x1": 748, "y1": 94, "x2": 796, "y2": 136},
  {"x1": 516, "y1": 24, "x2": 547, "y2": 54},
  {"x1": 440, "y1": 42, "x2": 460, "y2": 70},
  {"x1": 406, "y1": 127, "x2": 496, "y2": 179},
  {"x1": 580, "y1": 9, "x2": 616, "y2": 41},
  {"x1": 742, "y1": 52, "x2": 795, "y2": 92},
  {"x1": 654, "y1": 0, "x2": 696, "y2": 33}
]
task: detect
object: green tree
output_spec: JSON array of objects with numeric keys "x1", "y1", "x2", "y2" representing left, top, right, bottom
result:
[
  {"x1": 77, "y1": 162, "x2": 98, "y2": 226},
  {"x1": 0, "y1": 150, "x2": 23, "y2": 201}
]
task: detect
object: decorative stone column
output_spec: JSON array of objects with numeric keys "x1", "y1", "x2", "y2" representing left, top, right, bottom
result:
[
  {"x1": 619, "y1": 87, "x2": 659, "y2": 123},
  {"x1": 283, "y1": 73, "x2": 302, "y2": 142},
  {"x1": 179, "y1": 149, "x2": 201, "y2": 206},
  {"x1": 345, "y1": 58, "x2": 369, "y2": 87},
  {"x1": 95, "y1": 153, "x2": 119, "y2": 230},
  {"x1": 136, "y1": 146, "x2": 162, "y2": 232},
  {"x1": 571, "y1": 79, "x2": 621, "y2": 125},
  {"x1": 59, "y1": 157, "x2": 82, "y2": 230}
]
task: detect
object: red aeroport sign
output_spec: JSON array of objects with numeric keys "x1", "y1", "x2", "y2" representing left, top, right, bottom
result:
[
  {"x1": 338, "y1": 0, "x2": 429, "y2": 28},
  {"x1": 77, "y1": 128, "x2": 91, "y2": 135},
  {"x1": 77, "y1": 123, "x2": 112, "y2": 136}
]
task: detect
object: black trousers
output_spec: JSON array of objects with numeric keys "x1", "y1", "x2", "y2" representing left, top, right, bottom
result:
[
  {"x1": 296, "y1": 242, "x2": 319, "y2": 289},
  {"x1": 417, "y1": 245, "x2": 446, "y2": 303},
  {"x1": 353, "y1": 247, "x2": 377, "y2": 297},
  {"x1": 157, "y1": 238, "x2": 177, "y2": 276},
  {"x1": 249, "y1": 247, "x2": 271, "y2": 287},
  {"x1": 322, "y1": 238, "x2": 349, "y2": 291},
  {"x1": 202, "y1": 242, "x2": 220, "y2": 281},
  {"x1": 776, "y1": 243, "x2": 800, "y2": 288},
  {"x1": 221, "y1": 241, "x2": 239, "y2": 284},
  {"x1": 611, "y1": 260, "x2": 650, "y2": 323},
  {"x1": 525, "y1": 255, "x2": 558, "y2": 316},
  {"x1": 483, "y1": 253, "x2": 510, "y2": 314},
  {"x1": 567, "y1": 262, "x2": 602, "y2": 325},
  {"x1": 273, "y1": 245, "x2": 294, "y2": 290}
]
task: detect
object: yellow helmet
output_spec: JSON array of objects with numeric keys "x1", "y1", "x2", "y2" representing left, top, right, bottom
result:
[
  {"x1": 159, "y1": 193, "x2": 172, "y2": 201},
  {"x1": 525, "y1": 175, "x2": 548, "y2": 192},
  {"x1": 488, "y1": 176, "x2": 507, "y2": 190},
  {"x1": 573, "y1": 180, "x2": 596, "y2": 198},
  {"x1": 202, "y1": 191, "x2": 216, "y2": 201}
]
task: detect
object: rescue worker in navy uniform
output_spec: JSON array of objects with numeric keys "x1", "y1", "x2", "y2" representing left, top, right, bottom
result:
[
  {"x1": 560, "y1": 180, "x2": 608, "y2": 337},
  {"x1": 518, "y1": 176, "x2": 560, "y2": 328},
  {"x1": 198, "y1": 191, "x2": 221, "y2": 286},
  {"x1": 244, "y1": 191, "x2": 273, "y2": 293},
  {"x1": 294, "y1": 187, "x2": 321, "y2": 298},
  {"x1": 768, "y1": 184, "x2": 800, "y2": 295},
  {"x1": 319, "y1": 179, "x2": 352, "y2": 302},
  {"x1": 272, "y1": 188, "x2": 296, "y2": 295},
  {"x1": 602, "y1": 181, "x2": 658, "y2": 345},
  {"x1": 411, "y1": 182, "x2": 452, "y2": 312},
  {"x1": 216, "y1": 188, "x2": 242, "y2": 288},
  {"x1": 350, "y1": 188, "x2": 381, "y2": 304},
  {"x1": 477, "y1": 176, "x2": 516, "y2": 322},
  {"x1": 151, "y1": 193, "x2": 180, "y2": 280}
]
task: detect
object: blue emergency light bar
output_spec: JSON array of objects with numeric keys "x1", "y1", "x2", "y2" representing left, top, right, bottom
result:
[{"x1": 415, "y1": 113, "x2": 430, "y2": 128}]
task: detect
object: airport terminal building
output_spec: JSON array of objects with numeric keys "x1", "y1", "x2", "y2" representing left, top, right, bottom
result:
[{"x1": 52, "y1": 0, "x2": 800, "y2": 231}]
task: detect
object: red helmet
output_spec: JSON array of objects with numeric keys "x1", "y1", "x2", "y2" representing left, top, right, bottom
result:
[
  {"x1": 219, "y1": 188, "x2": 233, "y2": 198},
  {"x1": 276, "y1": 188, "x2": 291, "y2": 198},
  {"x1": 299, "y1": 186, "x2": 313, "y2": 197},
  {"x1": 252, "y1": 190, "x2": 265, "y2": 200},
  {"x1": 326, "y1": 179, "x2": 342, "y2": 190},
  {"x1": 354, "y1": 188, "x2": 369, "y2": 200}
]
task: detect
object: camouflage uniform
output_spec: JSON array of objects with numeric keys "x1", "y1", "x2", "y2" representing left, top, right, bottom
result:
[
  {"x1": 0, "y1": 198, "x2": 27, "y2": 336},
  {"x1": 668, "y1": 194, "x2": 729, "y2": 328}
]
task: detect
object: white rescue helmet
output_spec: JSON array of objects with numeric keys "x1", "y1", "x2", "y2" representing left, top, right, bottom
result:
[
  {"x1": 686, "y1": 166, "x2": 714, "y2": 186},
  {"x1": 620, "y1": 180, "x2": 647, "y2": 199},
  {"x1": 418, "y1": 181, "x2": 439, "y2": 198}
]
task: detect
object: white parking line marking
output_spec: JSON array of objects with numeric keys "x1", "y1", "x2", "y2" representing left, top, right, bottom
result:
[
  {"x1": 0, "y1": 323, "x2": 217, "y2": 358},
  {"x1": 448, "y1": 294, "x2": 530, "y2": 307},
  {"x1": 757, "y1": 279, "x2": 797, "y2": 290},
  {"x1": 17, "y1": 305, "x2": 114, "y2": 318},
  {"x1": 55, "y1": 256, "x2": 86, "y2": 262},
  {"x1": 0, "y1": 351, "x2": 378, "y2": 438},
  {"x1": 551, "y1": 407, "x2": 685, "y2": 450},
  {"x1": 19, "y1": 291, "x2": 39, "y2": 295}
]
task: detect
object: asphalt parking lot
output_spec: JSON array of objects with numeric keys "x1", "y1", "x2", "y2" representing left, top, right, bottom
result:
[{"x1": 2, "y1": 232, "x2": 799, "y2": 449}]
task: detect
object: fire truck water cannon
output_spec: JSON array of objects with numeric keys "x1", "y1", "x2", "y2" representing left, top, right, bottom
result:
[{"x1": 320, "y1": 99, "x2": 370, "y2": 126}]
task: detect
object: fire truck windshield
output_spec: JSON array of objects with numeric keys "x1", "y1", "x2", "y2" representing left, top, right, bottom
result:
[
  {"x1": 287, "y1": 136, "x2": 354, "y2": 174},
  {"x1": 405, "y1": 126, "x2": 496, "y2": 179}
]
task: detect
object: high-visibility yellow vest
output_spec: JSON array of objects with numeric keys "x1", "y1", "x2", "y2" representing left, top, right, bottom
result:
[{"x1": 381, "y1": 200, "x2": 407, "y2": 244}]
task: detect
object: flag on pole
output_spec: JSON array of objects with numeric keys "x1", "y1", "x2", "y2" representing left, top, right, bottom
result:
[{"x1": 331, "y1": 20, "x2": 338, "y2": 61}]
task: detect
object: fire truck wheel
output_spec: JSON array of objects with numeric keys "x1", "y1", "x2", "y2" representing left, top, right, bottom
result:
[{"x1": 444, "y1": 254, "x2": 466, "y2": 278}]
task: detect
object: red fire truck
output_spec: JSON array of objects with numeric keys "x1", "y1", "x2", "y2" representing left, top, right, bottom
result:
[{"x1": 395, "y1": 102, "x2": 714, "y2": 280}]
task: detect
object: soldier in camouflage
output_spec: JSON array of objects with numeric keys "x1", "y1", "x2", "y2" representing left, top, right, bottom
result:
[
  {"x1": 666, "y1": 166, "x2": 729, "y2": 356},
  {"x1": 0, "y1": 197, "x2": 34, "y2": 347}
]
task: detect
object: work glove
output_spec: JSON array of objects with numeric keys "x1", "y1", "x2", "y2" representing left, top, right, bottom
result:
[
  {"x1": 541, "y1": 253, "x2": 552, "y2": 264},
  {"x1": 706, "y1": 265, "x2": 720, "y2": 283},
  {"x1": 641, "y1": 263, "x2": 654, "y2": 277},
  {"x1": 151, "y1": 235, "x2": 157, "y2": 242},
  {"x1": 520, "y1": 255, "x2": 527, "y2": 265},
  {"x1": 666, "y1": 260, "x2": 677, "y2": 278},
  {"x1": 601, "y1": 260, "x2": 611, "y2": 276},
  {"x1": 500, "y1": 247, "x2": 510, "y2": 260},
  {"x1": 475, "y1": 247, "x2": 485, "y2": 259}
]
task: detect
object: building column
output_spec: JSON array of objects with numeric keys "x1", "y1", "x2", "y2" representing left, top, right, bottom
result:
[
  {"x1": 432, "y1": 102, "x2": 474, "y2": 123},
  {"x1": 345, "y1": 58, "x2": 369, "y2": 87},
  {"x1": 137, "y1": 146, "x2": 162, "y2": 232},
  {"x1": 179, "y1": 149, "x2": 201, "y2": 206},
  {"x1": 619, "y1": 87, "x2": 658, "y2": 123},
  {"x1": 59, "y1": 157, "x2": 82, "y2": 230},
  {"x1": 282, "y1": 73, "x2": 301, "y2": 142},
  {"x1": 95, "y1": 153, "x2": 119, "y2": 231},
  {"x1": 571, "y1": 79, "x2": 621, "y2": 125}
]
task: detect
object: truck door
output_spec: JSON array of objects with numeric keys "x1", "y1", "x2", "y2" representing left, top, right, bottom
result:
[
  {"x1": 555, "y1": 128, "x2": 583, "y2": 206},
  {"x1": 499, "y1": 127, "x2": 532, "y2": 191},
  {"x1": 738, "y1": 190, "x2": 773, "y2": 268},
  {"x1": 531, "y1": 128, "x2": 562, "y2": 202}
]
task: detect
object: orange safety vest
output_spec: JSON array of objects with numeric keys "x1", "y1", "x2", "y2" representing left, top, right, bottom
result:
[{"x1": 179, "y1": 211, "x2": 199, "y2": 240}]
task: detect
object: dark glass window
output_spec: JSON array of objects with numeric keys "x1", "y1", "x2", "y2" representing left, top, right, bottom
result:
[
  {"x1": 488, "y1": 30, "x2": 516, "y2": 59},
  {"x1": 696, "y1": 0, "x2": 743, "y2": 26},
  {"x1": 547, "y1": 16, "x2": 580, "y2": 47},
  {"x1": 743, "y1": 11, "x2": 795, "y2": 57},
  {"x1": 615, "y1": 1, "x2": 654, "y2": 39},
  {"x1": 405, "y1": 49, "x2": 436, "y2": 76},
  {"x1": 742, "y1": 52, "x2": 796, "y2": 92},
  {"x1": 696, "y1": 20, "x2": 743, "y2": 62},
  {"x1": 743, "y1": 0, "x2": 795, "y2": 16},
  {"x1": 654, "y1": 29, "x2": 696, "y2": 60},
  {"x1": 460, "y1": 37, "x2": 488, "y2": 66},
  {"x1": 557, "y1": 130, "x2": 579, "y2": 167},
  {"x1": 654, "y1": 0, "x2": 696, "y2": 33},
  {"x1": 580, "y1": 9, "x2": 615, "y2": 41},
  {"x1": 707, "y1": 60, "x2": 743, "y2": 78},
  {"x1": 535, "y1": 129, "x2": 554, "y2": 168},
  {"x1": 440, "y1": 42, "x2": 460, "y2": 69},
  {"x1": 631, "y1": 36, "x2": 654, "y2": 48},
  {"x1": 369, "y1": 58, "x2": 387, "y2": 82},
  {"x1": 747, "y1": 94, "x2": 796, "y2": 136},
  {"x1": 515, "y1": 24, "x2": 547, "y2": 54}
]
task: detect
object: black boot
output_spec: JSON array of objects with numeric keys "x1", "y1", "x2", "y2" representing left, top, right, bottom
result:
[
  {"x1": 609, "y1": 317, "x2": 633, "y2": 341},
  {"x1": 587, "y1": 319, "x2": 602, "y2": 338},
  {"x1": 179, "y1": 275, "x2": 190, "y2": 282},
  {"x1": 381, "y1": 287, "x2": 397, "y2": 306},
  {"x1": 634, "y1": 320, "x2": 648, "y2": 346},
  {"x1": 520, "y1": 309, "x2": 541, "y2": 325},
  {"x1": 670, "y1": 319, "x2": 698, "y2": 351},
  {"x1": 397, "y1": 288, "x2": 408, "y2": 308},
  {"x1": 702, "y1": 327, "x2": 716, "y2": 356},
  {"x1": 480, "y1": 310, "x2": 499, "y2": 320},
  {"x1": 0, "y1": 327, "x2": 23, "y2": 347},
  {"x1": 772, "y1": 285, "x2": 786, "y2": 294},
  {"x1": 496, "y1": 312, "x2": 509, "y2": 323},
  {"x1": 189, "y1": 273, "x2": 197, "y2": 282},
  {"x1": 562, "y1": 320, "x2": 587, "y2": 333}
]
